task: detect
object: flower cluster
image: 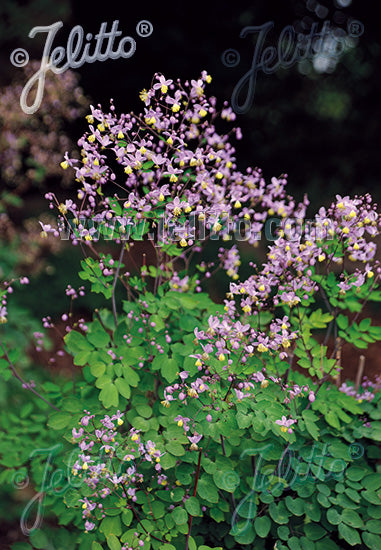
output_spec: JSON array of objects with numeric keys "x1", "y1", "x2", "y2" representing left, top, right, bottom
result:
[
  {"x1": 169, "y1": 272, "x2": 192, "y2": 292},
  {"x1": 218, "y1": 193, "x2": 381, "y2": 334},
  {"x1": 339, "y1": 375, "x2": 381, "y2": 403},
  {"x1": 0, "y1": 276, "x2": 29, "y2": 324},
  {"x1": 71, "y1": 411, "x2": 165, "y2": 535},
  {"x1": 218, "y1": 245, "x2": 241, "y2": 280},
  {"x1": 192, "y1": 313, "x2": 298, "y2": 366},
  {"x1": 42, "y1": 72, "x2": 308, "y2": 278},
  {"x1": 0, "y1": 290, "x2": 8, "y2": 324}
]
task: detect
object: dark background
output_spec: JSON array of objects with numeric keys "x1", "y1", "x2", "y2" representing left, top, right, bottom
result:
[{"x1": 0, "y1": 0, "x2": 380, "y2": 206}]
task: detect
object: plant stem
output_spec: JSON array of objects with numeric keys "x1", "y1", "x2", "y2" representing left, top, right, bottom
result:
[
  {"x1": 112, "y1": 244, "x2": 125, "y2": 327},
  {"x1": 0, "y1": 340, "x2": 60, "y2": 411},
  {"x1": 185, "y1": 448, "x2": 202, "y2": 550}
]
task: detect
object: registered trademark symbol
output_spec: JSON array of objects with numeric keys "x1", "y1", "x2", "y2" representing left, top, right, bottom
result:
[
  {"x1": 136, "y1": 20, "x2": 153, "y2": 38},
  {"x1": 348, "y1": 443, "x2": 364, "y2": 460},
  {"x1": 347, "y1": 19, "x2": 364, "y2": 38}
]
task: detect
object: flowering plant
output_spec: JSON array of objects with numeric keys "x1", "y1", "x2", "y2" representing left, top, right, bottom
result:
[{"x1": 1, "y1": 73, "x2": 381, "y2": 550}]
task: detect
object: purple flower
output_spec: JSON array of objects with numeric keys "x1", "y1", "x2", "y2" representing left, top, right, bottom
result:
[
  {"x1": 275, "y1": 416, "x2": 296, "y2": 434},
  {"x1": 188, "y1": 432, "x2": 202, "y2": 445}
]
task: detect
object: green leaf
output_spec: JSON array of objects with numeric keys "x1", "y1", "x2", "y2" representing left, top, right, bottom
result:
[
  {"x1": 285, "y1": 496, "x2": 304, "y2": 516},
  {"x1": 362, "y1": 474, "x2": 381, "y2": 491},
  {"x1": 254, "y1": 516, "x2": 271, "y2": 538},
  {"x1": 325, "y1": 411, "x2": 340, "y2": 429},
  {"x1": 197, "y1": 476, "x2": 219, "y2": 503},
  {"x1": 346, "y1": 465, "x2": 368, "y2": 481},
  {"x1": 366, "y1": 520, "x2": 381, "y2": 534},
  {"x1": 326, "y1": 508, "x2": 341, "y2": 525},
  {"x1": 235, "y1": 494, "x2": 257, "y2": 519},
  {"x1": 341, "y1": 509, "x2": 363, "y2": 529},
  {"x1": 337, "y1": 493, "x2": 359, "y2": 509},
  {"x1": 304, "y1": 523, "x2": 326, "y2": 541},
  {"x1": 73, "y1": 350, "x2": 91, "y2": 366},
  {"x1": 180, "y1": 315, "x2": 198, "y2": 331},
  {"x1": 160, "y1": 452, "x2": 177, "y2": 469},
  {"x1": 142, "y1": 160, "x2": 154, "y2": 170},
  {"x1": 136, "y1": 404, "x2": 152, "y2": 418},
  {"x1": 29, "y1": 531, "x2": 49, "y2": 549},
  {"x1": 150, "y1": 314, "x2": 165, "y2": 331},
  {"x1": 107, "y1": 535, "x2": 121, "y2": 550},
  {"x1": 300, "y1": 538, "x2": 317, "y2": 550},
  {"x1": 236, "y1": 411, "x2": 252, "y2": 429},
  {"x1": 338, "y1": 523, "x2": 361, "y2": 546},
  {"x1": 172, "y1": 506, "x2": 188, "y2": 525},
  {"x1": 302, "y1": 410, "x2": 320, "y2": 440},
  {"x1": 304, "y1": 500, "x2": 321, "y2": 522},
  {"x1": 231, "y1": 523, "x2": 256, "y2": 544},
  {"x1": 278, "y1": 525, "x2": 290, "y2": 540},
  {"x1": 287, "y1": 537, "x2": 302, "y2": 550},
  {"x1": 269, "y1": 501, "x2": 289, "y2": 524},
  {"x1": 165, "y1": 440, "x2": 185, "y2": 456},
  {"x1": 185, "y1": 496, "x2": 201, "y2": 516},
  {"x1": 362, "y1": 490, "x2": 381, "y2": 505},
  {"x1": 47, "y1": 412, "x2": 71, "y2": 430},
  {"x1": 317, "y1": 484, "x2": 330, "y2": 496},
  {"x1": 90, "y1": 361, "x2": 106, "y2": 377},
  {"x1": 328, "y1": 442, "x2": 351, "y2": 460},
  {"x1": 315, "y1": 538, "x2": 339, "y2": 550},
  {"x1": 87, "y1": 323, "x2": 111, "y2": 348},
  {"x1": 100, "y1": 516, "x2": 122, "y2": 537},
  {"x1": 161, "y1": 358, "x2": 178, "y2": 383},
  {"x1": 121, "y1": 509, "x2": 133, "y2": 526},
  {"x1": 61, "y1": 397, "x2": 82, "y2": 413},
  {"x1": 64, "y1": 488, "x2": 80, "y2": 508},
  {"x1": 362, "y1": 532, "x2": 381, "y2": 550},
  {"x1": 369, "y1": 326, "x2": 381, "y2": 339},
  {"x1": 296, "y1": 483, "x2": 315, "y2": 499},
  {"x1": 92, "y1": 543, "x2": 104, "y2": 550},
  {"x1": 64, "y1": 330, "x2": 93, "y2": 353},
  {"x1": 100, "y1": 382, "x2": 119, "y2": 408},
  {"x1": 344, "y1": 488, "x2": 361, "y2": 503},
  {"x1": 122, "y1": 364, "x2": 140, "y2": 386},
  {"x1": 359, "y1": 318, "x2": 371, "y2": 331},
  {"x1": 337, "y1": 315, "x2": 349, "y2": 330},
  {"x1": 213, "y1": 470, "x2": 240, "y2": 493},
  {"x1": 115, "y1": 377, "x2": 131, "y2": 399},
  {"x1": 210, "y1": 507, "x2": 225, "y2": 523}
]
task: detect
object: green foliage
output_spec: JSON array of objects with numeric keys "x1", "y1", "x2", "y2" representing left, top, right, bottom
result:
[
  {"x1": 2, "y1": 150, "x2": 381, "y2": 549},
  {"x1": 9, "y1": 281, "x2": 377, "y2": 550}
]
